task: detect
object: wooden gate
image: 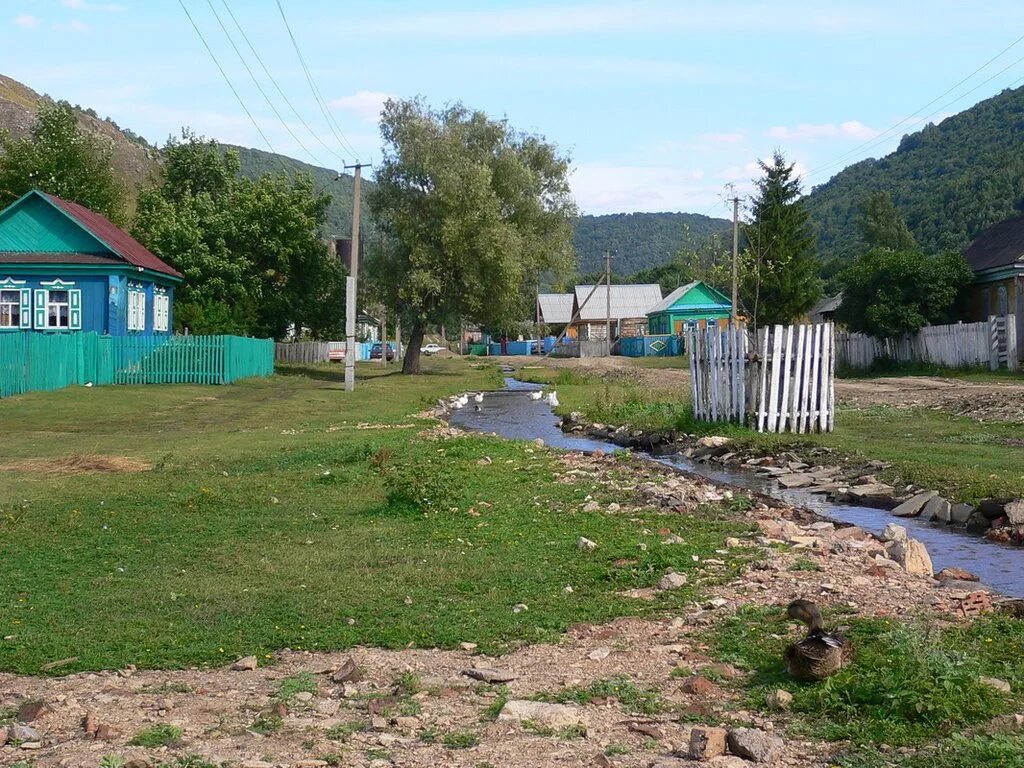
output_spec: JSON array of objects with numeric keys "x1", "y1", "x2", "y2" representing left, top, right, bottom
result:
[{"x1": 686, "y1": 322, "x2": 835, "y2": 433}]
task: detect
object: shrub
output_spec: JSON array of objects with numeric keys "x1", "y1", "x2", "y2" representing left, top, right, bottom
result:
[{"x1": 384, "y1": 457, "x2": 463, "y2": 512}]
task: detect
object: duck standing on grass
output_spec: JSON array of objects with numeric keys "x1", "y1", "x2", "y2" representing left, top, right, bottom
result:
[{"x1": 784, "y1": 599, "x2": 853, "y2": 681}]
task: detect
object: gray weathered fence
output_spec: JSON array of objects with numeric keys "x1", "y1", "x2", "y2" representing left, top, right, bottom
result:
[
  {"x1": 686, "y1": 322, "x2": 835, "y2": 433},
  {"x1": 835, "y1": 315, "x2": 1017, "y2": 372},
  {"x1": 275, "y1": 341, "x2": 330, "y2": 364}
]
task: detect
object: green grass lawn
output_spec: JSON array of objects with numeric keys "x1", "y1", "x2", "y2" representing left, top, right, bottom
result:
[
  {"x1": 0, "y1": 359, "x2": 750, "y2": 675},
  {"x1": 517, "y1": 366, "x2": 1024, "y2": 503}
]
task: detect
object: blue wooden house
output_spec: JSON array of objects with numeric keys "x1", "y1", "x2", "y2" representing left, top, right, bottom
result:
[
  {"x1": 0, "y1": 190, "x2": 182, "y2": 335},
  {"x1": 646, "y1": 280, "x2": 732, "y2": 334}
]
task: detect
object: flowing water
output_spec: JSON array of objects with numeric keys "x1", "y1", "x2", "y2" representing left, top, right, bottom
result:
[{"x1": 449, "y1": 379, "x2": 1024, "y2": 597}]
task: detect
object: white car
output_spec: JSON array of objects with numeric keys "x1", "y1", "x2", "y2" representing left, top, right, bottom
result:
[{"x1": 420, "y1": 343, "x2": 446, "y2": 355}]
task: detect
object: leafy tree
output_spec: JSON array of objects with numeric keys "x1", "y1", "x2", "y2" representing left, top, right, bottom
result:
[
  {"x1": 742, "y1": 152, "x2": 821, "y2": 327},
  {"x1": 630, "y1": 227, "x2": 734, "y2": 293},
  {"x1": 367, "y1": 98, "x2": 576, "y2": 374},
  {"x1": 837, "y1": 248, "x2": 973, "y2": 338},
  {"x1": 0, "y1": 101, "x2": 126, "y2": 223},
  {"x1": 133, "y1": 133, "x2": 345, "y2": 338},
  {"x1": 857, "y1": 191, "x2": 917, "y2": 251}
]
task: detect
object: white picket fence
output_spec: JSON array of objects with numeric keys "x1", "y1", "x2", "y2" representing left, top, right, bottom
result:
[
  {"x1": 835, "y1": 315, "x2": 1018, "y2": 372},
  {"x1": 686, "y1": 322, "x2": 835, "y2": 433}
]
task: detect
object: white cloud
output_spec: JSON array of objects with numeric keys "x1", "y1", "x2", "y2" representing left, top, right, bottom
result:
[
  {"x1": 61, "y1": 0, "x2": 126, "y2": 11},
  {"x1": 54, "y1": 19, "x2": 92, "y2": 33},
  {"x1": 13, "y1": 14, "x2": 38, "y2": 28},
  {"x1": 768, "y1": 120, "x2": 878, "y2": 141},
  {"x1": 330, "y1": 91, "x2": 393, "y2": 124},
  {"x1": 571, "y1": 163, "x2": 733, "y2": 215}
]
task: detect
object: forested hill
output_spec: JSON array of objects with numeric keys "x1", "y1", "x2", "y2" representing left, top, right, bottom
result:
[
  {"x1": 226, "y1": 144, "x2": 372, "y2": 237},
  {"x1": 573, "y1": 212, "x2": 731, "y2": 275},
  {"x1": 806, "y1": 84, "x2": 1024, "y2": 261}
]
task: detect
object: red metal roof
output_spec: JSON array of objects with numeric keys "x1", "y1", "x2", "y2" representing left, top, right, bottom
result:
[{"x1": 43, "y1": 192, "x2": 183, "y2": 280}]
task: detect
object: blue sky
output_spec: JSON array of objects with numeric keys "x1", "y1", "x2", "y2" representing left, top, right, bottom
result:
[{"x1": 5, "y1": 1, "x2": 1024, "y2": 217}]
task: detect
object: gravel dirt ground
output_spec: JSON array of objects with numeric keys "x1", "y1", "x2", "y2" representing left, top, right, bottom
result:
[{"x1": 0, "y1": 451, "x2": 973, "y2": 768}]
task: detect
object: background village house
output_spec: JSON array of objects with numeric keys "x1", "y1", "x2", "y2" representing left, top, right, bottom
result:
[
  {"x1": 0, "y1": 190, "x2": 181, "y2": 335},
  {"x1": 570, "y1": 283, "x2": 662, "y2": 341},
  {"x1": 645, "y1": 280, "x2": 732, "y2": 334},
  {"x1": 964, "y1": 214, "x2": 1024, "y2": 361}
]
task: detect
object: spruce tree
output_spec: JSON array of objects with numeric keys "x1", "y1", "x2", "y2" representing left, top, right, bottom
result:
[{"x1": 742, "y1": 152, "x2": 821, "y2": 327}]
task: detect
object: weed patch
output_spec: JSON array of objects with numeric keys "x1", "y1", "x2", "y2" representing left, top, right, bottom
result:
[
  {"x1": 127, "y1": 723, "x2": 183, "y2": 747},
  {"x1": 536, "y1": 676, "x2": 663, "y2": 715}
]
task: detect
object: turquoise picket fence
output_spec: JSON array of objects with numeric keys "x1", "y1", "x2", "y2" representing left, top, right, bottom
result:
[{"x1": 0, "y1": 332, "x2": 274, "y2": 398}]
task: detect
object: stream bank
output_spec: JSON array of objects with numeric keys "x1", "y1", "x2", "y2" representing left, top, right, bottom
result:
[{"x1": 448, "y1": 380, "x2": 1024, "y2": 598}]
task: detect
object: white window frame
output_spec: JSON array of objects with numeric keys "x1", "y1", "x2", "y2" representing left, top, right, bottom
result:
[
  {"x1": 0, "y1": 279, "x2": 30, "y2": 329},
  {"x1": 127, "y1": 283, "x2": 147, "y2": 332},
  {"x1": 36, "y1": 280, "x2": 81, "y2": 331},
  {"x1": 153, "y1": 289, "x2": 169, "y2": 332}
]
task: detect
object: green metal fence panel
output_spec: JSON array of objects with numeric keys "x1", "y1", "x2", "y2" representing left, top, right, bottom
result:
[{"x1": 0, "y1": 332, "x2": 273, "y2": 398}]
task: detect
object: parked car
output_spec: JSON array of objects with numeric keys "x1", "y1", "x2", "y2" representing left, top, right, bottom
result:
[
  {"x1": 370, "y1": 342, "x2": 395, "y2": 361},
  {"x1": 420, "y1": 343, "x2": 446, "y2": 355}
]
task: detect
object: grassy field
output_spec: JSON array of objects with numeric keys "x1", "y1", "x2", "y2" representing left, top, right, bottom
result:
[
  {"x1": 517, "y1": 366, "x2": 1024, "y2": 503},
  {"x1": 0, "y1": 359, "x2": 750, "y2": 675}
]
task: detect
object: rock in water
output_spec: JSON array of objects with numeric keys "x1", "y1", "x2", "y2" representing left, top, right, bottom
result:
[
  {"x1": 891, "y1": 490, "x2": 938, "y2": 517},
  {"x1": 886, "y1": 537, "x2": 933, "y2": 576}
]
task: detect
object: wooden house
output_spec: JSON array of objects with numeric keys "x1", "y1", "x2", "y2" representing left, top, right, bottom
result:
[
  {"x1": 646, "y1": 280, "x2": 731, "y2": 334},
  {"x1": 964, "y1": 215, "x2": 1024, "y2": 352},
  {"x1": 0, "y1": 190, "x2": 182, "y2": 335},
  {"x1": 570, "y1": 283, "x2": 662, "y2": 340}
]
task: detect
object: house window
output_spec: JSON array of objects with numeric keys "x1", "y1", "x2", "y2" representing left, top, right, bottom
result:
[
  {"x1": 35, "y1": 281, "x2": 81, "y2": 330},
  {"x1": 153, "y1": 291, "x2": 170, "y2": 332},
  {"x1": 47, "y1": 290, "x2": 71, "y2": 328},
  {"x1": 1, "y1": 289, "x2": 21, "y2": 328},
  {"x1": 127, "y1": 285, "x2": 147, "y2": 332}
]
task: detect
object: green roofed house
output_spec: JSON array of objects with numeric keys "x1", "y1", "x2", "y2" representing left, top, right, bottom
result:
[{"x1": 646, "y1": 280, "x2": 732, "y2": 335}]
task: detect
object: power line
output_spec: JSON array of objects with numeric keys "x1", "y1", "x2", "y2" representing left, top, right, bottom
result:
[
  {"x1": 804, "y1": 33, "x2": 1024, "y2": 183},
  {"x1": 176, "y1": 0, "x2": 290, "y2": 172},
  {"x1": 204, "y1": 0, "x2": 321, "y2": 167},
  {"x1": 274, "y1": 0, "x2": 361, "y2": 160},
  {"x1": 219, "y1": 0, "x2": 348, "y2": 168}
]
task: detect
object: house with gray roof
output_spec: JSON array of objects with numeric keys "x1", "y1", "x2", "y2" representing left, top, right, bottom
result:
[
  {"x1": 964, "y1": 215, "x2": 1024, "y2": 358},
  {"x1": 570, "y1": 283, "x2": 662, "y2": 340}
]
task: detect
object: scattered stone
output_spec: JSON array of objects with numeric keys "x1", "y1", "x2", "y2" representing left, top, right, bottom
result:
[
  {"x1": 881, "y1": 523, "x2": 909, "y2": 543},
  {"x1": 17, "y1": 700, "x2": 48, "y2": 722},
  {"x1": 657, "y1": 571, "x2": 689, "y2": 590},
  {"x1": 680, "y1": 675, "x2": 717, "y2": 696},
  {"x1": 766, "y1": 689, "x2": 793, "y2": 711},
  {"x1": 497, "y1": 700, "x2": 586, "y2": 730},
  {"x1": 587, "y1": 647, "x2": 611, "y2": 661},
  {"x1": 0, "y1": 727, "x2": 7, "y2": 747},
  {"x1": 628, "y1": 722, "x2": 665, "y2": 739},
  {"x1": 651, "y1": 761, "x2": 689, "y2": 768},
  {"x1": 583, "y1": 501, "x2": 600, "y2": 512},
  {"x1": 727, "y1": 727, "x2": 781, "y2": 763},
  {"x1": 706, "y1": 597, "x2": 728, "y2": 609},
  {"x1": 951, "y1": 503, "x2": 976, "y2": 525},
  {"x1": 294, "y1": 691, "x2": 314, "y2": 703},
  {"x1": 1006, "y1": 500, "x2": 1024, "y2": 527},
  {"x1": 460, "y1": 642, "x2": 478, "y2": 652},
  {"x1": 886, "y1": 537, "x2": 933, "y2": 577},
  {"x1": 936, "y1": 567, "x2": 979, "y2": 583},
  {"x1": 232, "y1": 655, "x2": 258, "y2": 671},
  {"x1": 687, "y1": 726, "x2": 728, "y2": 760},
  {"x1": 891, "y1": 490, "x2": 937, "y2": 517},
  {"x1": 125, "y1": 760, "x2": 154, "y2": 768},
  {"x1": 919, "y1": 496, "x2": 951, "y2": 523},
  {"x1": 465, "y1": 667, "x2": 518, "y2": 684},
  {"x1": 777, "y1": 473, "x2": 814, "y2": 489},
  {"x1": 702, "y1": 663, "x2": 741, "y2": 680},
  {"x1": 513, "y1": 603, "x2": 529, "y2": 613},
  {"x1": 981, "y1": 676, "x2": 1012, "y2": 694},
  {"x1": 577, "y1": 536, "x2": 598, "y2": 552},
  {"x1": 10, "y1": 724, "x2": 42, "y2": 743},
  {"x1": 331, "y1": 657, "x2": 361, "y2": 683},
  {"x1": 697, "y1": 436, "x2": 731, "y2": 449},
  {"x1": 607, "y1": 502, "x2": 621, "y2": 512}
]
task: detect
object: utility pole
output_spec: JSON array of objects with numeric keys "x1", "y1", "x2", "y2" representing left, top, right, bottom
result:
[
  {"x1": 605, "y1": 250, "x2": 612, "y2": 357},
  {"x1": 344, "y1": 162, "x2": 368, "y2": 392},
  {"x1": 380, "y1": 310, "x2": 387, "y2": 369},
  {"x1": 731, "y1": 197, "x2": 740, "y2": 321}
]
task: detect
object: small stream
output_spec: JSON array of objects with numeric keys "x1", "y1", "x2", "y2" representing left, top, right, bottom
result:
[{"x1": 449, "y1": 379, "x2": 1024, "y2": 598}]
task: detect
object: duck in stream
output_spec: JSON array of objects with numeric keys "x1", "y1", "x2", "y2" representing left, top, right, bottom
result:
[{"x1": 783, "y1": 599, "x2": 853, "y2": 681}]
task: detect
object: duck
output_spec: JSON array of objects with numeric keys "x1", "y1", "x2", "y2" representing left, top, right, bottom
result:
[
  {"x1": 451, "y1": 399, "x2": 464, "y2": 410},
  {"x1": 457, "y1": 394, "x2": 469, "y2": 407},
  {"x1": 547, "y1": 390, "x2": 559, "y2": 407},
  {"x1": 474, "y1": 392, "x2": 484, "y2": 404},
  {"x1": 474, "y1": 403, "x2": 483, "y2": 412},
  {"x1": 783, "y1": 599, "x2": 853, "y2": 682},
  {"x1": 529, "y1": 390, "x2": 543, "y2": 401}
]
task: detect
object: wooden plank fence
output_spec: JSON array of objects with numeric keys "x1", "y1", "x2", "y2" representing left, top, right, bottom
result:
[
  {"x1": 687, "y1": 322, "x2": 835, "y2": 433},
  {"x1": 836, "y1": 315, "x2": 1018, "y2": 372},
  {"x1": 0, "y1": 332, "x2": 273, "y2": 398},
  {"x1": 275, "y1": 341, "x2": 330, "y2": 364}
]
